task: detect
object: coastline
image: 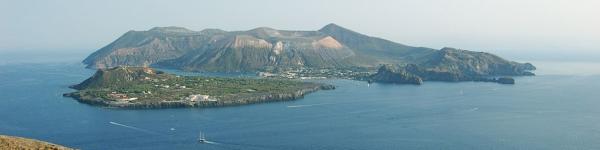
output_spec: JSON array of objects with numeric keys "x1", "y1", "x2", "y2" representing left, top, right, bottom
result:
[{"x1": 64, "y1": 84, "x2": 335, "y2": 109}]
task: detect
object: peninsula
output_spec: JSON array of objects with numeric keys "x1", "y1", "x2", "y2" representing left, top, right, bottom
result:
[{"x1": 63, "y1": 66, "x2": 334, "y2": 109}]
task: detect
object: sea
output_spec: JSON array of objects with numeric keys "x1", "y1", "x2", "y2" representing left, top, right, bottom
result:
[{"x1": 1, "y1": 52, "x2": 600, "y2": 150}]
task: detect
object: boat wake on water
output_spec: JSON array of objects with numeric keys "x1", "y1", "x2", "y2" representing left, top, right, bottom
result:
[
  {"x1": 109, "y1": 122, "x2": 163, "y2": 135},
  {"x1": 198, "y1": 131, "x2": 284, "y2": 149},
  {"x1": 107, "y1": 123, "x2": 278, "y2": 149}
]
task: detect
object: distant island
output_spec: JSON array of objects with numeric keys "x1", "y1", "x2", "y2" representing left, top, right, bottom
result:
[
  {"x1": 0, "y1": 135, "x2": 72, "y2": 150},
  {"x1": 63, "y1": 66, "x2": 334, "y2": 109},
  {"x1": 81, "y1": 23, "x2": 535, "y2": 84}
]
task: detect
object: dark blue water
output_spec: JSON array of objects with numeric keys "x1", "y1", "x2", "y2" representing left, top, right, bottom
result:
[{"x1": 2, "y1": 56, "x2": 600, "y2": 149}]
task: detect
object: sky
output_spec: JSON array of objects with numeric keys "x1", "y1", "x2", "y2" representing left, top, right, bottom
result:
[{"x1": 1, "y1": 0, "x2": 599, "y2": 61}]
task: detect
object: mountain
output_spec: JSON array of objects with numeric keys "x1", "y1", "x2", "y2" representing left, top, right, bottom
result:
[
  {"x1": 83, "y1": 23, "x2": 535, "y2": 75},
  {"x1": 157, "y1": 26, "x2": 358, "y2": 72},
  {"x1": 318, "y1": 23, "x2": 436, "y2": 64},
  {"x1": 82, "y1": 27, "x2": 223, "y2": 68}
]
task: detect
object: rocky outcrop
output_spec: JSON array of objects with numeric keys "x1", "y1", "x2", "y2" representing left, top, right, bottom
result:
[{"x1": 369, "y1": 65, "x2": 423, "y2": 85}]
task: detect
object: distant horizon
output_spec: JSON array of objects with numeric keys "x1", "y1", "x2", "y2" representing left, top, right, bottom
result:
[
  {"x1": 1, "y1": 23, "x2": 598, "y2": 63},
  {"x1": 2, "y1": 0, "x2": 599, "y2": 61}
]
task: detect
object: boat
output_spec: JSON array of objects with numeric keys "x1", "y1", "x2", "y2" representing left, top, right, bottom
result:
[{"x1": 198, "y1": 132, "x2": 207, "y2": 143}]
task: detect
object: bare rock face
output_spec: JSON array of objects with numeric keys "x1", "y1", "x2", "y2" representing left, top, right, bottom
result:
[{"x1": 83, "y1": 24, "x2": 536, "y2": 75}]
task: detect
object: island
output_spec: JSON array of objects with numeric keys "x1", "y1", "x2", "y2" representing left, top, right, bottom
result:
[
  {"x1": 63, "y1": 66, "x2": 335, "y2": 109},
  {"x1": 0, "y1": 135, "x2": 73, "y2": 150},
  {"x1": 81, "y1": 23, "x2": 535, "y2": 84}
]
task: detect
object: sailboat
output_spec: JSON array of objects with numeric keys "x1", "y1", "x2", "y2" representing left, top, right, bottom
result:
[{"x1": 198, "y1": 132, "x2": 207, "y2": 143}]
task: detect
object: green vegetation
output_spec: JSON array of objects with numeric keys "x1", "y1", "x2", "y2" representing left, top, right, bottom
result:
[{"x1": 64, "y1": 67, "x2": 334, "y2": 108}]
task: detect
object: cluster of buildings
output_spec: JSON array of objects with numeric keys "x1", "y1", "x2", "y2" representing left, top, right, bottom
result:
[
  {"x1": 258, "y1": 67, "x2": 374, "y2": 80},
  {"x1": 185, "y1": 94, "x2": 217, "y2": 102},
  {"x1": 107, "y1": 92, "x2": 138, "y2": 102}
]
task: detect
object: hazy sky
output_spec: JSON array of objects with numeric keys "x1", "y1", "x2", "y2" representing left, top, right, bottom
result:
[{"x1": 1, "y1": 0, "x2": 598, "y2": 59}]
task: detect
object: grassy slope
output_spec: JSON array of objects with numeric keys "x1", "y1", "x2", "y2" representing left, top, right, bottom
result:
[{"x1": 0, "y1": 135, "x2": 73, "y2": 150}]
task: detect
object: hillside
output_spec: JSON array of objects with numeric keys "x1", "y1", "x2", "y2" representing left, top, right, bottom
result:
[{"x1": 0, "y1": 135, "x2": 73, "y2": 150}]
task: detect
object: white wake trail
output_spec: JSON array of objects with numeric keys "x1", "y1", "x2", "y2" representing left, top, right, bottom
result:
[
  {"x1": 109, "y1": 122, "x2": 162, "y2": 135},
  {"x1": 204, "y1": 141, "x2": 221, "y2": 145}
]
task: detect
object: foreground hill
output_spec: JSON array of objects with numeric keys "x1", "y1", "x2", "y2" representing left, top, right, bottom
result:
[
  {"x1": 83, "y1": 24, "x2": 535, "y2": 76},
  {"x1": 64, "y1": 66, "x2": 334, "y2": 108},
  {"x1": 0, "y1": 135, "x2": 73, "y2": 150}
]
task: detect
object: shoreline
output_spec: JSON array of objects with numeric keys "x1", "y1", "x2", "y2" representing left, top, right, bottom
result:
[{"x1": 63, "y1": 84, "x2": 335, "y2": 109}]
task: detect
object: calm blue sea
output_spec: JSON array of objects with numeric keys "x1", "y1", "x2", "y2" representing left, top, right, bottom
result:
[{"x1": 1, "y1": 53, "x2": 600, "y2": 150}]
